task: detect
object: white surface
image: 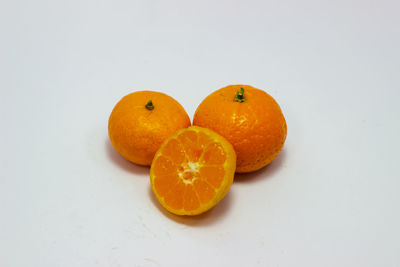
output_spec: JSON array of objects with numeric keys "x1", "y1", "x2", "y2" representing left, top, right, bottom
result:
[{"x1": 1, "y1": 0, "x2": 400, "y2": 266}]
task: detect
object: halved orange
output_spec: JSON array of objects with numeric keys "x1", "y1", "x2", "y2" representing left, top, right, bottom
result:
[{"x1": 150, "y1": 126, "x2": 236, "y2": 215}]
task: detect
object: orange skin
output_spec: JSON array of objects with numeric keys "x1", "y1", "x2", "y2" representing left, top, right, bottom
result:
[
  {"x1": 108, "y1": 91, "x2": 191, "y2": 166},
  {"x1": 193, "y1": 85, "x2": 287, "y2": 173}
]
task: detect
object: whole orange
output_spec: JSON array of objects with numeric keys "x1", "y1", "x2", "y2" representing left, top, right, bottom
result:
[
  {"x1": 193, "y1": 85, "x2": 287, "y2": 173},
  {"x1": 108, "y1": 91, "x2": 190, "y2": 166}
]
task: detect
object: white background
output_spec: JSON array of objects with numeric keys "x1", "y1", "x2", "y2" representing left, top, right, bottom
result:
[{"x1": 1, "y1": 0, "x2": 400, "y2": 266}]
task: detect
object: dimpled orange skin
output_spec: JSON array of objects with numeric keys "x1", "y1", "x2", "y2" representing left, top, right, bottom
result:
[
  {"x1": 193, "y1": 85, "x2": 287, "y2": 173},
  {"x1": 108, "y1": 91, "x2": 191, "y2": 166}
]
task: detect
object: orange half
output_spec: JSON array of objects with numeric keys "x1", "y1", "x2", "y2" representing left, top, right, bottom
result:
[{"x1": 150, "y1": 126, "x2": 236, "y2": 215}]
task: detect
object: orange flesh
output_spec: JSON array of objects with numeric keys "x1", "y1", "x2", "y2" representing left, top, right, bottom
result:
[{"x1": 152, "y1": 130, "x2": 228, "y2": 212}]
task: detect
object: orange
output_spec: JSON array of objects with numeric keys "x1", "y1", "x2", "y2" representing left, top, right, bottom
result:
[
  {"x1": 150, "y1": 126, "x2": 236, "y2": 215},
  {"x1": 193, "y1": 85, "x2": 287, "y2": 173},
  {"x1": 108, "y1": 91, "x2": 190, "y2": 166}
]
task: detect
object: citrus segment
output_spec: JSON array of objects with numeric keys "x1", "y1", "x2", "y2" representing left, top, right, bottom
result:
[
  {"x1": 183, "y1": 186, "x2": 200, "y2": 211},
  {"x1": 153, "y1": 156, "x2": 176, "y2": 176},
  {"x1": 150, "y1": 126, "x2": 236, "y2": 216},
  {"x1": 161, "y1": 139, "x2": 185, "y2": 164},
  {"x1": 164, "y1": 182, "x2": 185, "y2": 210},
  {"x1": 201, "y1": 143, "x2": 226, "y2": 164},
  {"x1": 177, "y1": 130, "x2": 203, "y2": 162},
  {"x1": 199, "y1": 166, "x2": 225, "y2": 188},
  {"x1": 193, "y1": 179, "x2": 216, "y2": 204}
]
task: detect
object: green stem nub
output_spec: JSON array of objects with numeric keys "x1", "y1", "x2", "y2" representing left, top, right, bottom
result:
[
  {"x1": 145, "y1": 100, "x2": 154, "y2": 110},
  {"x1": 234, "y1": 87, "x2": 245, "y2": 102}
]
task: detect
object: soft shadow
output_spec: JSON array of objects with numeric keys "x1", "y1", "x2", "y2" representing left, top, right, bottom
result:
[
  {"x1": 105, "y1": 139, "x2": 149, "y2": 176},
  {"x1": 234, "y1": 149, "x2": 287, "y2": 183},
  {"x1": 148, "y1": 186, "x2": 233, "y2": 227}
]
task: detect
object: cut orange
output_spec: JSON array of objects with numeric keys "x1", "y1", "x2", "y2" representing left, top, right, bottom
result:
[{"x1": 150, "y1": 126, "x2": 236, "y2": 216}]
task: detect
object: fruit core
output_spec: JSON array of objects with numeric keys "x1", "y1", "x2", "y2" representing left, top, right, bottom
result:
[{"x1": 178, "y1": 161, "x2": 200, "y2": 184}]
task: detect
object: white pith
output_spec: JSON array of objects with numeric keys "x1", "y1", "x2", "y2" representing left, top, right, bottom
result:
[{"x1": 178, "y1": 161, "x2": 201, "y2": 184}]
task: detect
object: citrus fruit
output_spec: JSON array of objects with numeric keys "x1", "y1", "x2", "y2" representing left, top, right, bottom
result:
[
  {"x1": 150, "y1": 126, "x2": 236, "y2": 215},
  {"x1": 108, "y1": 91, "x2": 190, "y2": 166},
  {"x1": 193, "y1": 85, "x2": 287, "y2": 173}
]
